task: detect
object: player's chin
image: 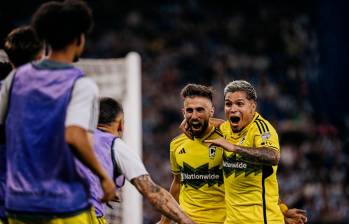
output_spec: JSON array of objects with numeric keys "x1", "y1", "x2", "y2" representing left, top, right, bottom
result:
[{"x1": 191, "y1": 126, "x2": 204, "y2": 136}]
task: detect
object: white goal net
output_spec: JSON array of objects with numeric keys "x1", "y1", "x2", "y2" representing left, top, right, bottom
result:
[{"x1": 75, "y1": 52, "x2": 143, "y2": 224}]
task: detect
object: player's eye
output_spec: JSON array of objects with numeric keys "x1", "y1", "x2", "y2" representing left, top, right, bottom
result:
[
  {"x1": 237, "y1": 102, "x2": 244, "y2": 107},
  {"x1": 186, "y1": 108, "x2": 193, "y2": 113},
  {"x1": 196, "y1": 108, "x2": 204, "y2": 112}
]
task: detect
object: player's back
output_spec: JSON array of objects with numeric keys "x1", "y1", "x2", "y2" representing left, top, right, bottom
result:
[{"x1": 170, "y1": 128, "x2": 226, "y2": 224}]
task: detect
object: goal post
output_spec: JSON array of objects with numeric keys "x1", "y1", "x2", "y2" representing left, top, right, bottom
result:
[{"x1": 75, "y1": 52, "x2": 142, "y2": 224}]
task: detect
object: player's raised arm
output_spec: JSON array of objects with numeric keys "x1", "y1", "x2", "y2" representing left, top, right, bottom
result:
[
  {"x1": 205, "y1": 137, "x2": 280, "y2": 166},
  {"x1": 159, "y1": 174, "x2": 181, "y2": 224},
  {"x1": 131, "y1": 174, "x2": 194, "y2": 224}
]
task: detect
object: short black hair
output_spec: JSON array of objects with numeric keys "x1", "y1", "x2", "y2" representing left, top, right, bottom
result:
[
  {"x1": 99, "y1": 97, "x2": 123, "y2": 125},
  {"x1": 31, "y1": 0, "x2": 93, "y2": 50},
  {"x1": 4, "y1": 26, "x2": 43, "y2": 67},
  {"x1": 224, "y1": 80, "x2": 257, "y2": 101},
  {"x1": 181, "y1": 83, "x2": 214, "y2": 102}
]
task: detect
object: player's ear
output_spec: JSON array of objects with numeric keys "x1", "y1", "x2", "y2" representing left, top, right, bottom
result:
[
  {"x1": 76, "y1": 34, "x2": 85, "y2": 47},
  {"x1": 210, "y1": 106, "x2": 215, "y2": 116},
  {"x1": 181, "y1": 108, "x2": 185, "y2": 117},
  {"x1": 251, "y1": 101, "x2": 257, "y2": 112}
]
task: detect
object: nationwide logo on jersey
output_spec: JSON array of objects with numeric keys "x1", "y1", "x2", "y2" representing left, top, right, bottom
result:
[
  {"x1": 208, "y1": 145, "x2": 216, "y2": 159},
  {"x1": 223, "y1": 154, "x2": 262, "y2": 178},
  {"x1": 179, "y1": 162, "x2": 223, "y2": 189}
]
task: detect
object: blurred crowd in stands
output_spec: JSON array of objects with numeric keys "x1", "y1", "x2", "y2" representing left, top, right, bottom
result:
[{"x1": 1, "y1": 0, "x2": 348, "y2": 223}]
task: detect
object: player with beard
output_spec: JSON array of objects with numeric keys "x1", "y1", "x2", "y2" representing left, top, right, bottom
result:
[
  {"x1": 160, "y1": 84, "x2": 226, "y2": 224},
  {"x1": 205, "y1": 80, "x2": 306, "y2": 224}
]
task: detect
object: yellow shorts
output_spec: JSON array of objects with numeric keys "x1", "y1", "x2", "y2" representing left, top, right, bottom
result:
[
  {"x1": 0, "y1": 217, "x2": 8, "y2": 224},
  {"x1": 95, "y1": 216, "x2": 107, "y2": 224},
  {"x1": 8, "y1": 208, "x2": 98, "y2": 224}
]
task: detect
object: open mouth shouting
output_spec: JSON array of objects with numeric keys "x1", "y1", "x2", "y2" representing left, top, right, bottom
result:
[
  {"x1": 229, "y1": 115, "x2": 241, "y2": 131},
  {"x1": 190, "y1": 120, "x2": 203, "y2": 131}
]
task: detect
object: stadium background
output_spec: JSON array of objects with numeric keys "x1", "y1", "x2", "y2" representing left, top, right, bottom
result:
[{"x1": 1, "y1": 0, "x2": 349, "y2": 223}]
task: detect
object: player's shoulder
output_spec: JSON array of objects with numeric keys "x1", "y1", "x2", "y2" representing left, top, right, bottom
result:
[
  {"x1": 170, "y1": 133, "x2": 187, "y2": 145},
  {"x1": 113, "y1": 138, "x2": 129, "y2": 149},
  {"x1": 75, "y1": 76, "x2": 98, "y2": 89},
  {"x1": 218, "y1": 120, "x2": 231, "y2": 135},
  {"x1": 170, "y1": 133, "x2": 188, "y2": 150},
  {"x1": 252, "y1": 113, "x2": 277, "y2": 135},
  {"x1": 72, "y1": 76, "x2": 98, "y2": 96},
  {"x1": 208, "y1": 127, "x2": 224, "y2": 139}
]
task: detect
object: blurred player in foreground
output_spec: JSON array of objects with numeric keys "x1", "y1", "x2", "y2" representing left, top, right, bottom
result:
[
  {"x1": 0, "y1": 1, "x2": 115, "y2": 223},
  {"x1": 79, "y1": 97, "x2": 195, "y2": 224},
  {"x1": 205, "y1": 80, "x2": 307, "y2": 224},
  {"x1": 0, "y1": 26, "x2": 44, "y2": 224}
]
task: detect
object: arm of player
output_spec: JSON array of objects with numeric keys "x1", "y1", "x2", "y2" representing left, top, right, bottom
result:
[
  {"x1": 170, "y1": 174, "x2": 181, "y2": 201},
  {"x1": 131, "y1": 174, "x2": 195, "y2": 224},
  {"x1": 65, "y1": 126, "x2": 116, "y2": 202},
  {"x1": 205, "y1": 137, "x2": 280, "y2": 166},
  {"x1": 159, "y1": 174, "x2": 181, "y2": 224}
]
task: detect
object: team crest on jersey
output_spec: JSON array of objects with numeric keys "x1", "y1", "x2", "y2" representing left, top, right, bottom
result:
[
  {"x1": 261, "y1": 132, "x2": 271, "y2": 140},
  {"x1": 209, "y1": 146, "x2": 216, "y2": 159},
  {"x1": 239, "y1": 136, "x2": 246, "y2": 145}
]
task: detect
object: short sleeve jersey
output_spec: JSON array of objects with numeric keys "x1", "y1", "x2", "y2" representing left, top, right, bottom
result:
[
  {"x1": 219, "y1": 112, "x2": 284, "y2": 224},
  {"x1": 170, "y1": 127, "x2": 226, "y2": 224}
]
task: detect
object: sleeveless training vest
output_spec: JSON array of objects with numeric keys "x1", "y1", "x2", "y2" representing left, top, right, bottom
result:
[
  {"x1": 5, "y1": 62, "x2": 90, "y2": 214},
  {"x1": 78, "y1": 129, "x2": 125, "y2": 217}
]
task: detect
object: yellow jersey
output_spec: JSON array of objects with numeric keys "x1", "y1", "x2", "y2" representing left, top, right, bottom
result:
[
  {"x1": 219, "y1": 112, "x2": 284, "y2": 224},
  {"x1": 170, "y1": 127, "x2": 226, "y2": 224}
]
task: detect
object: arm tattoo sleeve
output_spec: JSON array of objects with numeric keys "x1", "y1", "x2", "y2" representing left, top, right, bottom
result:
[
  {"x1": 234, "y1": 146, "x2": 280, "y2": 166},
  {"x1": 131, "y1": 174, "x2": 192, "y2": 224}
]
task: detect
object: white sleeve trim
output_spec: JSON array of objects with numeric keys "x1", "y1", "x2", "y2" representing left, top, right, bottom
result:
[{"x1": 0, "y1": 70, "x2": 15, "y2": 124}]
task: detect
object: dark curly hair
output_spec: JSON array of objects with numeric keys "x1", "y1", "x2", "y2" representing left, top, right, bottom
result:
[
  {"x1": 31, "y1": 0, "x2": 93, "y2": 50},
  {"x1": 4, "y1": 26, "x2": 43, "y2": 68}
]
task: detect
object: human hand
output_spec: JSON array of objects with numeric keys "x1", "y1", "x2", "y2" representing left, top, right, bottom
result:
[
  {"x1": 100, "y1": 176, "x2": 116, "y2": 203},
  {"x1": 209, "y1": 118, "x2": 224, "y2": 128},
  {"x1": 285, "y1": 208, "x2": 307, "y2": 224},
  {"x1": 112, "y1": 191, "x2": 121, "y2": 202},
  {"x1": 179, "y1": 118, "x2": 193, "y2": 140},
  {"x1": 156, "y1": 217, "x2": 172, "y2": 224},
  {"x1": 205, "y1": 137, "x2": 236, "y2": 152}
]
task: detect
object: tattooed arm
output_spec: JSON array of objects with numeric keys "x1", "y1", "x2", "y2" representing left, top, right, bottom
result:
[
  {"x1": 131, "y1": 174, "x2": 194, "y2": 224},
  {"x1": 159, "y1": 175, "x2": 181, "y2": 224},
  {"x1": 205, "y1": 137, "x2": 280, "y2": 166}
]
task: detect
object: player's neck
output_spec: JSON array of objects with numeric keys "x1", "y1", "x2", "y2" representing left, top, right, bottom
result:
[
  {"x1": 97, "y1": 125, "x2": 121, "y2": 138},
  {"x1": 47, "y1": 47, "x2": 76, "y2": 64}
]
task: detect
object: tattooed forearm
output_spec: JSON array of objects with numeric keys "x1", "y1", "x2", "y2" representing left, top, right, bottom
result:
[
  {"x1": 131, "y1": 175, "x2": 194, "y2": 224},
  {"x1": 235, "y1": 146, "x2": 280, "y2": 166}
]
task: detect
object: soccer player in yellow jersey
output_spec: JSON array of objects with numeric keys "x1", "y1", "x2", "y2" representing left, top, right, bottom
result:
[
  {"x1": 206, "y1": 80, "x2": 298, "y2": 224},
  {"x1": 160, "y1": 84, "x2": 226, "y2": 224}
]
